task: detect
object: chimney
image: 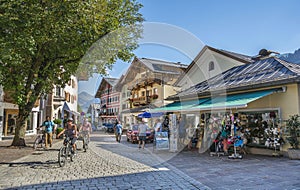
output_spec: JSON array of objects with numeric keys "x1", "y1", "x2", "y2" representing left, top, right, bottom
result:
[{"x1": 252, "y1": 49, "x2": 280, "y2": 60}]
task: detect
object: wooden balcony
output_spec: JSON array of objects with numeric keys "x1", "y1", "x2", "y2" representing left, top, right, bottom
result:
[{"x1": 129, "y1": 94, "x2": 159, "y2": 106}]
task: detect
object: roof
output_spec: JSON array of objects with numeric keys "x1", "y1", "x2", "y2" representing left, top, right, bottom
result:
[
  {"x1": 139, "y1": 58, "x2": 188, "y2": 74},
  {"x1": 119, "y1": 57, "x2": 188, "y2": 85},
  {"x1": 104, "y1": 77, "x2": 119, "y2": 86},
  {"x1": 95, "y1": 77, "x2": 119, "y2": 98},
  {"x1": 168, "y1": 56, "x2": 300, "y2": 100}
]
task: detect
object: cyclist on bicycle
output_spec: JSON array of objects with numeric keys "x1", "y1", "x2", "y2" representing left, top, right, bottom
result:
[
  {"x1": 57, "y1": 117, "x2": 78, "y2": 154},
  {"x1": 80, "y1": 118, "x2": 92, "y2": 140}
]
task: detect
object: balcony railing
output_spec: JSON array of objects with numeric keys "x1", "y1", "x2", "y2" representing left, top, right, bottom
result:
[
  {"x1": 129, "y1": 94, "x2": 158, "y2": 106},
  {"x1": 99, "y1": 112, "x2": 118, "y2": 116},
  {"x1": 53, "y1": 96, "x2": 65, "y2": 102}
]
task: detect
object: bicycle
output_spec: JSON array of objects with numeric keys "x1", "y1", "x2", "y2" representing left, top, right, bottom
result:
[
  {"x1": 33, "y1": 127, "x2": 45, "y2": 150},
  {"x1": 58, "y1": 136, "x2": 77, "y2": 167}
]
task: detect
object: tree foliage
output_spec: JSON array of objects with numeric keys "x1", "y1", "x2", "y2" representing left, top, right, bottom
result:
[{"x1": 0, "y1": 0, "x2": 143, "y2": 146}]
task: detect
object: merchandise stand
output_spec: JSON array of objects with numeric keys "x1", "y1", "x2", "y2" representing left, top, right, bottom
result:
[
  {"x1": 228, "y1": 136, "x2": 243, "y2": 159},
  {"x1": 228, "y1": 114, "x2": 243, "y2": 159},
  {"x1": 210, "y1": 138, "x2": 225, "y2": 157}
]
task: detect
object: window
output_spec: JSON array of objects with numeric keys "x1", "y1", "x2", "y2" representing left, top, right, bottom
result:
[
  {"x1": 209, "y1": 61, "x2": 215, "y2": 71},
  {"x1": 65, "y1": 92, "x2": 70, "y2": 102},
  {"x1": 71, "y1": 79, "x2": 76, "y2": 88},
  {"x1": 55, "y1": 86, "x2": 62, "y2": 97},
  {"x1": 71, "y1": 95, "x2": 74, "y2": 103}
]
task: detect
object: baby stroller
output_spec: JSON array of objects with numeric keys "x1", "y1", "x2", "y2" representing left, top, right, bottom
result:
[
  {"x1": 228, "y1": 136, "x2": 243, "y2": 159},
  {"x1": 33, "y1": 127, "x2": 45, "y2": 150}
]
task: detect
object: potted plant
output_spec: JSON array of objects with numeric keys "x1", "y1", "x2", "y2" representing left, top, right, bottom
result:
[
  {"x1": 285, "y1": 114, "x2": 300, "y2": 159},
  {"x1": 53, "y1": 118, "x2": 62, "y2": 127},
  {"x1": 53, "y1": 119, "x2": 64, "y2": 139}
]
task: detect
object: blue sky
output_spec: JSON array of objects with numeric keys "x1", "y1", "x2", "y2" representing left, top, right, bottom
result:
[{"x1": 79, "y1": 0, "x2": 300, "y2": 95}]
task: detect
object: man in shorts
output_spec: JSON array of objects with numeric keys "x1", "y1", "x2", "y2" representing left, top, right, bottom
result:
[{"x1": 138, "y1": 119, "x2": 148, "y2": 149}]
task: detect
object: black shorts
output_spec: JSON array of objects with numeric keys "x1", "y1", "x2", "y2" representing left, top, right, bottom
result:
[
  {"x1": 138, "y1": 136, "x2": 146, "y2": 141},
  {"x1": 64, "y1": 137, "x2": 77, "y2": 145}
]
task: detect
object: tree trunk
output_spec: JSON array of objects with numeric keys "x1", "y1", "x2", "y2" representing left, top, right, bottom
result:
[{"x1": 11, "y1": 113, "x2": 27, "y2": 147}]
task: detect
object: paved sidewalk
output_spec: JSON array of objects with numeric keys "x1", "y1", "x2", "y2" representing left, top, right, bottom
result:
[
  {"x1": 0, "y1": 132, "x2": 209, "y2": 190},
  {"x1": 1, "y1": 132, "x2": 300, "y2": 190}
]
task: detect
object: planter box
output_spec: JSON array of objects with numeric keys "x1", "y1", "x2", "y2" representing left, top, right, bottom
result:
[
  {"x1": 246, "y1": 147, "x2": 282, "y2": 157},
  {"x1": 287, "y1": 149, "x2": 300, "y2": 160}
]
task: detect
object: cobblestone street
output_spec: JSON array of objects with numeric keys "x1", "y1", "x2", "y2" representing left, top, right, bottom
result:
[
  {"x1": 0, "y1": 132, "x2": 208, "y2": 190},
  {"x1": 0, "y1": 131, "x2": 300, "y2": 190}
]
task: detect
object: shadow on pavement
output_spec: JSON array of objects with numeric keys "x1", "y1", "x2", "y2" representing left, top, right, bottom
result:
[
  {"x1": 1, "y1": 169, "x2": 206, "y2": 190},
  {"x1": 0, "y1": 160, "x2": 59, "y2": 169}
]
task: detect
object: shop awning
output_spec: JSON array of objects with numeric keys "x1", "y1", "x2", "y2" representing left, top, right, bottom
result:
[
  {"x1": 191, "y1": 89, "x2": 280, "y2": 110},
  {"x1": 152, "y1": 98, "x2": 209, "y2": 112}
]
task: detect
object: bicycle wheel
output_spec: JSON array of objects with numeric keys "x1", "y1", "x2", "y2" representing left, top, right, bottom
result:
[
  {"x1": 70, "y1": 144, "x2": 77, "y2": 162},
  {"x1": 33, "y1": 137, "x2": 40, "y2": 150},
  {"x1": 58, "y1": 147, "x2": 67, "y2": 167},
  {"x1": 83, "y1": 137, "x2": 88, "y2": 152}
]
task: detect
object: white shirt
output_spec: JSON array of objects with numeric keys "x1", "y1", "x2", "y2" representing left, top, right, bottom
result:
[{"x1": 138, "y1": 123, "x2": 148, "y2": 136}]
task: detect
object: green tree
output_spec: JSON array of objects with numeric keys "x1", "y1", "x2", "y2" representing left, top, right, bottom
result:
[{"x1": 0, "y1": 0, "x2": 143, "y2": 146}]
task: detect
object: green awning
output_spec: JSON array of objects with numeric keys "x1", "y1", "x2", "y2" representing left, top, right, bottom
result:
[
  {"x1": 192, "y1": 89, "x2": 279, "y2": 110},
  {"x1": 152, "y1": 98, "x2": 209, "y2": 112},
  {"x1": 152, "y1": 88, "x2": 282, "y2": 112}
]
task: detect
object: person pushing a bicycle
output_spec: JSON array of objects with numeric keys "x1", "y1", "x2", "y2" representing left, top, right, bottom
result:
[
  {"x1": 42, "y1": 116, "x2": 55, "y2": 149},
  {"x1": 57, "y1": 117, "x2": 78, "y2": 154}
]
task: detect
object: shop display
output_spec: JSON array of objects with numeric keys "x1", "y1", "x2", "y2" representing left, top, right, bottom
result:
[{"x1": 198, "y1": 110, "x2": 283, "y2": 157}]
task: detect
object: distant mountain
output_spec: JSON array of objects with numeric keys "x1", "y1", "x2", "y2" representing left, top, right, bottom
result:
[
  {"x1": 279, "y1": 48, "x2": 300, "y2": 64},
  {"x1": 78, "y1": 91, "x2": 99, "y2": 113}
]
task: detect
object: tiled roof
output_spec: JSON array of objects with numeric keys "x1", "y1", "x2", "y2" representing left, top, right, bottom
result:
[
  {"x1": 139, "y1": 58, "x2": 188, "y2": 74},
  {"x1": 171, "y1": 57, "x2": 300, "y2": 99}
]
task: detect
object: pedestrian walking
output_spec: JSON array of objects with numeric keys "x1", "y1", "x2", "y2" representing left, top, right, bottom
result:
[
  {"x1": 138, "y1": 119, "x2": 148, "y2": 149},
  {"x1": 42, "y1": 116, "x2": 55, "y2": 149},
  {"x1": 114, "y1": 120, "x2": 123, "y2": 143}
]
